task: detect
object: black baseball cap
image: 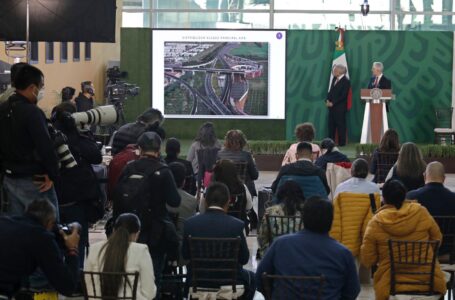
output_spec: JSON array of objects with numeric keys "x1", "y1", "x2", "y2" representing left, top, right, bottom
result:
[{"x1": 137, "y1": 132, "x2": 162, "y2": 152}]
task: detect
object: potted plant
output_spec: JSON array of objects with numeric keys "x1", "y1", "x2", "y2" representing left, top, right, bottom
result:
[{"x1": 248, "y1": 140, "x2": 292, "y2": 171}]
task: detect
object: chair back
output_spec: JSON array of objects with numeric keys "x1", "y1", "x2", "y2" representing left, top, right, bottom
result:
[
  {"x1": 375, "y1": 152, "x2": 399, "y2": 184},
  {"x1": 274, "y1": 175, "x2": 328, "y2": 203},
  {"x1": 433, "y1": 216, "x2": 455, "y2": 264},
  {"x1": 233, "y1": 161, "x2": 248, "y2": 184},
  {"x1": 196, "y1": 147, "x2": 220, "y2": 187},
  {"x1": 227, "y1": 192, "x2": 248, "y2": 225},
  {"x1": 265, "y1": 214, "x2": 304, "y2": 245},
  {"x1": 435, "y1": 107, "x2": 454, "y2": 129},
  {"x1": 81, "y1": 271, "x2": 139, "y2": 300},
  {"x1": 188, "y1": 236, "x2": 241, "y2": 293},
  {"x1": 261, "y1": 273, "x2": 325, "y2": 300},
  {"x1": 388, "y1": 239, "x2": 440, "y2": 296},
  {"x1": 326, "y1": 163, "x2": 351, "y2": 201}
]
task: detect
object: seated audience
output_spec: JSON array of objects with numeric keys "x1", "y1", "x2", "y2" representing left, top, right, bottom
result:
[
  {"x1": 182, "y1": 182, "x2": 256, "y2": 300},
  {"x1": 84, "y1": 213, "x2": 156, "y2": 300},
  {"x1": 315, "y1": 138, "x2": 350, "y2": 170},
  {"x1": 282, "y1": 123, "x2": 321, "y2": 165},
  {"x1": 256, "y1": 196, "x2": 360, "y2": 300},
  {"x1": 369, "y1": 129, "x2": 400, "y2": 183},
  {"x1": 165, "y1": 137, "x2": 196, "y2": 195},
  {"x1": 187, "y1": 122, "x2": 221, "y2": 175},
  {"x1": 360, "y1": 180, "x2": 446, "y2": 300},
  {"x1": 200, "y1": 160, "x2": 253, "y2": 216},
  {"x1": 0, "y1": 199, "x2": 80, "y2": 297},
  {"x1": 334, "y1": 158, "x2": 380, "y2": 197},
  {"x1": 386, "y1": 142, "x2": 426, "y2": 191},
  {"x1": 167, "y1": 162, "x2": 198, "y2": 241},
  {"x1": 111, "y1": 108, "x2": 165, "y2": 155},
  {"x1": 271, "y1": 142, "x2": 330, "y2": 195},
  {"x1": 257, "y1": 180, "x2": 305, "y2": 257},
  {"x1": 407, "y1": 161, "x2": 455, "y2": 216}
]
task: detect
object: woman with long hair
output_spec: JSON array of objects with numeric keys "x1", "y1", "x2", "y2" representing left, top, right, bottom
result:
[
  {"x1": 370, "y1": 129, "x2": 400, "y2": 183},
  {"x1": 257, "y1": 180, "x2": 305, "y2": 257},
  {"x1": 361, "y1": 180, "x2": 446, "y2": 299},
  {"x1": 187, "y1": 122, "x2": 221, "y2": 174},
  {"x1": 282, "y1": 123, "x2": 321, "y2": 165},
  {"x1": 386, "y1": 142, "x2": 426, "y2": 191},
  {"x1": 84, "y1": 213, "x2": 156, "y2": 300}
]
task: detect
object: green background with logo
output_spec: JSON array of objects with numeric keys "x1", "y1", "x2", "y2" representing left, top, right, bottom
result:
[{"x1": 121, "y1": 29, "x2": 453, "y2": 143}]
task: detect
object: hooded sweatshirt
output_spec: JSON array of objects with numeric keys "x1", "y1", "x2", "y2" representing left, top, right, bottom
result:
[{"x1": 360, "y1": 201, "x2": 446, "y2": 300}]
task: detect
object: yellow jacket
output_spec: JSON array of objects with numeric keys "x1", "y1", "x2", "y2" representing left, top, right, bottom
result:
[
  {"x1": 330, "y1": 192, "x2": 381, "y2": 257},
  {"x1": 360, "y1": 201, "x2": 446, "y2": 300}
]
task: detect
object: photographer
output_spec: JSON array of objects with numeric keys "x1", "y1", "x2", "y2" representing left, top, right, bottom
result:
[
  {"x1": 111, "y1": 108, "x2": 165, "y2": 155},
  {"x1": 51, "y1": 102, "x2": 103, "y2": 266},
  {"x1": 75, "y1": 81, "x2": 95, "y2": 112},
  {"x1": 0, "y1": 198, "x2": 80, "y2": 297},
  {"x1": 0, "y1": 64, "x2": 60, "y2": 216}
]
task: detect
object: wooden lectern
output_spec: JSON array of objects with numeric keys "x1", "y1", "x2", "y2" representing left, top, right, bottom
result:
[{"x1": 360, "y1": 89, "x2": 393, "y2": 144}]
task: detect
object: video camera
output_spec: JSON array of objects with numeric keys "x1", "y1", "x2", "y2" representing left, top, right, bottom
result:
[{"x1": 105, "y1": 66, "x2": 140, "y2": 105}]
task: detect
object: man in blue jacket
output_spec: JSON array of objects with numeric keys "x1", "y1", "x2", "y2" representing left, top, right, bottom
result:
[
  {"x1": 256, "y1": 196, "x2": 360, "y2": 300},
  {"x1": 182, "y1": 182, "x2": 255, "y2": 300}
]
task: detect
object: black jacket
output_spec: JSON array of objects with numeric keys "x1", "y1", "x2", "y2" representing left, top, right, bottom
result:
[
  {"x1": 407, "y1": 183, "x2": 455, "y2": 217},
  {"x1": 368, "y1": 75, "x2": 392, "y2": 89},
  {"x1": 0, "y1": 93, "x2": 59, "y2": 180},
  {"x1": 74, "y1": 93, "x2": 94, "y2": 112},
  {"x1": 327, "y1": 76, "x2": 351, "y2": 111},
  {"x1": 111, "y1": 122, "x2": 166, "y2": 155},
  {"x1": 164, "y1": 156, "x2": 197, "y2": 196},
  {"x1": 0, "y1": 216, "x2": 79, "y2": 296},
  {"x1": 315, "y1": 151, "x2": 350, "y2": 170},
  {"x1": 271, "y1": 160, "x2": 330, "y2": 194}
]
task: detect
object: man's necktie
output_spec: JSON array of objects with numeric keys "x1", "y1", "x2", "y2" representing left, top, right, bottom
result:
[{"x1": 373, "y1": 77, "x2": 379, "y2": 88}]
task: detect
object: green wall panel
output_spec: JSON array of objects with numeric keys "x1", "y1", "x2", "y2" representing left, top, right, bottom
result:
[
  {"x1": 286, "y1": 30, "x2": 453, "y2": 143},
  {"x1": 121, "y1": 29, "x2": 453, "y2": 143}
]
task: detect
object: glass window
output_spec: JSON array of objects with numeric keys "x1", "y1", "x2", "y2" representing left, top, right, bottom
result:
[
  {"x1": 395, "y1": 13, "x2": 454, "y2": 30},
  {"x1": 122, "y1": 12, "x2": 152, "y2": 27},
  {"x1": 45, "y1": 42, "x2": 54, "y2": 64},
  {"x1": 60, "y1": 42, "x2": 68, "y2": 63},
  {"x1": 85, "y1": 42, "x2": 91, "y2": 61},
  {"x1": 124, "y1": 0, "x2": 151, "y2": 9},
  {"x1": 395, "y1": 0, "x2": 454, "y2": 12},
  {"x1": 274, "y1": 0, "x2": 389, "y2": 11},
  {"x1": 153, "y1": 0, "x2": 269, "y2": 9},
  {"x1": 274, "y1": 13, "x2": 390, "y2": 30},
  {"x1": 73, "y1": 42, "x2": 80, "y2": 62},
  {"x1": 30, "y1": 42, "x2": 39, "y2": 64},
  {"x1": 154, "y1": 12, "x2": 269, "y2": 28}
]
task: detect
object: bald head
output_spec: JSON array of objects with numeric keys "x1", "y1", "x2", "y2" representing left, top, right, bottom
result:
[{"x1": 425, "y1": 162, "x2": 445, "y2": 184}]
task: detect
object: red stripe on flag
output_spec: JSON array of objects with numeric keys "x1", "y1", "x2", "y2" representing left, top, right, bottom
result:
[{"x1": 347, "y1": 87, "x2": 353, "y2": 111}]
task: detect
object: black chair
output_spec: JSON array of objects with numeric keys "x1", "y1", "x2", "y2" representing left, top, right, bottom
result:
[
  {"x1": 434, "y1": 107, "x2": 455, "y2": 145},
  {"x1": 188, "y1": 236, "x2": 243, "y2": 299},
  {"x1": 81, "y1": 271, "x2": 139, "y2": 300},
  {"x1": 261, "y1": 273, "x2": 325, "y2": 300},
  {"x1": 265, "y1": 214, "x2": 304, "y2": 246},
  {"x1": 375, "y1": 152, "x2": 398, "y2": 184},
  {"x1": 434, "y1": 216, "x2": 455, "y2": 299},
  {"x1": 388, "y1": 239, "x2": 441, "y2": 297}
]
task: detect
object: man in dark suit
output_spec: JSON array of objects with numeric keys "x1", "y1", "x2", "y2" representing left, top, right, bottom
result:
[
  {"x1": 271, "y1": 142, "x2": 330, "y2": 195},
  {"x1": 326, "y1": 64, "x2": 351, "y2": 146},
  {"x1": 368, "y1": 62, "x2": 392, "y2": 111},
  {"x1": 182, "y1": 182, "x2": 255, "y2": 300},
  {"x1": 407, "y1": 162, "x2": 455, "y2": 216}
]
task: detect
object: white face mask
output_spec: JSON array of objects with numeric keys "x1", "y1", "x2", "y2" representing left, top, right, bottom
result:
[{"x1": 36, "y1": 88, "x2": 45, "y2": 102}]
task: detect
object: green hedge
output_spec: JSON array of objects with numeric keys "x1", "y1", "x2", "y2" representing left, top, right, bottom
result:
[
  {"x1": 247, "y1": 140, "x2": 293, "y2": 154},
  {"x1": 356, "y1": 144, "x2": 455, "y2": 158}
]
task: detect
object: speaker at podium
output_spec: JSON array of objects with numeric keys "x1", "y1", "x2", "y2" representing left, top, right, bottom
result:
[{"x1": 360, "y1": 88, "x2": 393, "y2": 144}]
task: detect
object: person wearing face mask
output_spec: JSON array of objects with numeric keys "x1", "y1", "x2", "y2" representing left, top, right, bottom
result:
[
  {"x1": 0, "y1": 64, "x2": 60, "y2": 217},
  {"x1": 75, "y1": 81, "x2": 95, "y2": 112}
]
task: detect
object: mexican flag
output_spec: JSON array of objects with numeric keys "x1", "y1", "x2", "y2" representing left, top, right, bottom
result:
[{"x1": 329, "y1": 28, "x2": 353, "y2": 110}]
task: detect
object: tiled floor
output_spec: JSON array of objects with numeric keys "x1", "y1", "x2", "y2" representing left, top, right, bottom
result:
[{"x1": 89, "y1": 171, "x2": 455, "y2": 299}]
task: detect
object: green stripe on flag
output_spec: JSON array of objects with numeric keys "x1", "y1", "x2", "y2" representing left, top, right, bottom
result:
[{"x1": 333, "y1": 49, "x2": 344, "y2": 60}]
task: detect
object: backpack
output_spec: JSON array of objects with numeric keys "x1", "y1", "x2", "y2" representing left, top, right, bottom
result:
[
  {"x1": 113, "y1": 159, "x2": 167, "y2": 243},
  {"x1": 107, "y1": 144, "x2": 140, "y2": 200}
]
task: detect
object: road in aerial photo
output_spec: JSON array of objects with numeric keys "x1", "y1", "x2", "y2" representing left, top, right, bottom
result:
[{"x1": 164, "y1": 41, "x2": 269, "y2": 116}]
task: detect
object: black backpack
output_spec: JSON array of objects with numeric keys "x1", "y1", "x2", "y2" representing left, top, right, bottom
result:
[{"x1": 113, "y1": 159, "x2": 167, "y2": 232}]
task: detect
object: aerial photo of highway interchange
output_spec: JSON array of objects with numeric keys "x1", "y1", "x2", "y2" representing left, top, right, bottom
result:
[{"x1": 164, "y1": 41, "x2": 269, "y2": 116}]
